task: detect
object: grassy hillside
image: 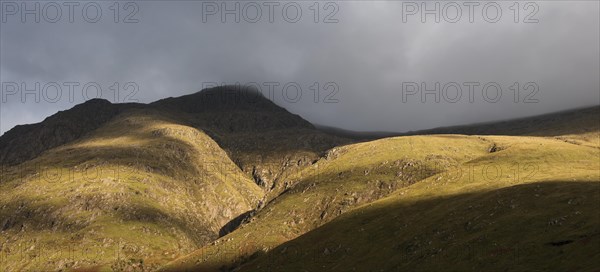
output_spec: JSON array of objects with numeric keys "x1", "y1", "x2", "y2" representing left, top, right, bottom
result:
[
  {"x1": 0, "y1": 109, "x2": 263, "y2": 271},
  {"x1": 0, "y1": 87, "x2": 597, "y2": 271},
  {"x1": 0, "y1": 87, "x2": 349, "y2": 271},
  {"x1": 238, "y1": 136, "x2": 600, "y2": 271},
  {"x1": 160, "y1": 135, "x2": 496, "y2": 271},
  {"x1": 162, "y1": 133, "x2": 599, "y2": 271}
]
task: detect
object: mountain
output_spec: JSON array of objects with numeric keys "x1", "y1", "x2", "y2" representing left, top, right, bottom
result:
[
  {"x1": 151, "y1": 86, "x2": 350, "y2": 198},
  {"x1": 0, "y1": 87, "x2": 598, "y2": 272},
  {"x1": 317, "y1": 105, "x2": 600, "y2": 147},
  {"x1": 0, "y1": 107, "x2": 263, "y2": 271},
  {"x1": 235, "y1": 136, "x2": 600, "y2": 272},
  {"x1": 313, "y1": 124, "x2": 402, "y2": 140},
  {"x1": 162, "y1": 106, "x2": 600, "y2": 271},
  {"x1": 161, "y1": 135, "x2": 494, "y2": 271},
  {"x1": 0, "y1": 86, "x2": 348, "y2": 271}
]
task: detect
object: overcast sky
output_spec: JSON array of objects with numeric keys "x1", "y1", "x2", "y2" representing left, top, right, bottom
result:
[{"x1": 1, "y1": 1, "x2": 598, "y2": 134}]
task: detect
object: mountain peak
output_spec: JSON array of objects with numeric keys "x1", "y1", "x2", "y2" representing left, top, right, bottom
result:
[
  {"x1": 152, "y1": 85, "x2": 279, "y2": 113},
  {"x1": 82, "y1": 98, "x2": 112, "y2": 105},
  {"x1": 197, "y1": 85, "x2": 265, "y2": 98}
]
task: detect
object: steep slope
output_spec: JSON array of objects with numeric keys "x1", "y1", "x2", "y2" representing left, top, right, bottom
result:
[
  {"x1": 0, "y1": 86, "x2": 350, "y2": 271},
  {"x1": 163, "y1": 108, "x2": 600, "y2": 271},
  {"x1": 161, "y1": 135, "x2": 494, "y2": 271},
  {"x1": 0, "y1": 86, "x2": 350, "y2": 200},
  {"x1": 152, "y1": 86, "x2": 350, "y2": 199},
  {"x1": 1, "y1": 88, "x2": 597, "y2": 271},
  {"x1": 0, "y1": 108, "x2": 263, "y2": 271},
  {"x1": 237, "y1": 136, "x2": 600, "y2": 271}
]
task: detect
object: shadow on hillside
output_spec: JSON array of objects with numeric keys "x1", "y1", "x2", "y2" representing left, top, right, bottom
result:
[
  {"x1": 0, "y1": 183, "x2": 214, "y2": 246},
  {"x1": 0, "y1": 113, "x2": 259, "y2": 268},
  {"x1": 232, "y1": 181, "x2": 600, "y2": 272}
]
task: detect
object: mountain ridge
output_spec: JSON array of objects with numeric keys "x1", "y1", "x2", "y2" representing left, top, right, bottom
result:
[
  {"x1": 315, "y1": 105, "x2": 600, "y2": 141},
  {"x1": 0, "y1": 87, "x2": 598, "y2": 271}
]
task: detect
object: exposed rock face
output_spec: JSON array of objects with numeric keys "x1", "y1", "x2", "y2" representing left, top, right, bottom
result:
[
  {"x1": 1, "y1": 87, "x2": 349, "y2": 194},
  {"x1": 152, "y1": 86, "x2": 350, "y2": 197},
  {"x1": 0, "y1": 86, "x2": 351, "y2": 271}
]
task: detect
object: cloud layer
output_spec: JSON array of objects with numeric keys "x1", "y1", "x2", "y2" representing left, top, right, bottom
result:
[{"x1": 1, "y1": 1, "x2": 598, "y2": 134}]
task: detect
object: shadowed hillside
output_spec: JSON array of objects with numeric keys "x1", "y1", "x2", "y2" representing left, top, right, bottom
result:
[
  {"x1": 0, "y1": 99, "x2": 143, "y2": 166},
  {"x1": 0, "y1": 109, "x2": 264, "y2": 271},
  {"x1": 242, "y1": 181, "x2": 600, "y2": 272},
  {"x1": 406, "y1": 106, "x2": 600, "y2": 148},
  {"x1": 0, "y1": 86, "x2": 349, "y2": 271},
  {"x1": 0, "y1": 88, "x2": 598, "y2": 272},
  {"x1": 1, "y1": 87, "x2": 350, "y2": 198},
  {"x1": 318, "y1": 106, "x2": 600, "y2": 148},
  {"x1": 160, "y1": 135, "x2": 493, "y2": 271},
  {"x1": 234, "y1": 136, "x2": 600, "y2": 271},
  {"x1": 152, "y1": 86, "x2": 350, "y2": 199},
  {"x1": 163, "y1": 134, "x2": 600, "y2": 271}
]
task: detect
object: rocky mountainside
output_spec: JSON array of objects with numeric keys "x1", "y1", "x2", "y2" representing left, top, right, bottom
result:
[
  {"x1": 152, "y1": 86, "x2": 350, "y2": 199},
  {"x1": 161, "y1": 107, "x2": 600, "y2": 271},
  {"x1": 163, "y1": 128, "x2": 600, "y2": 272},
  {"x1": 162, "y1": 135, "x2": 493, "y2": 271},
  {"x1": 0, "y1": 87, "x2": 598, "y2": 272},
  {"x1": 0, "y1": 86, "x2": 348, "y2": 271},
  {"x1": 237, "y1": 136, "x2": 600, "y2": 272},
  {"x1": 0, "y1": 87, "x2": 349, "y2": 195}
]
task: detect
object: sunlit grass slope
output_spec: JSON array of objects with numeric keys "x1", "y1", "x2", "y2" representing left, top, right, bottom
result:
[
  {"x1": 0, "y1": 109, "x2": 263, "y2": 271},
  {"x1": 161, "y1": 135, "x2": 497, "y2": 271},
  {"x1": 0, "y1": 89, "x2": 596, "y2": 272},
  {"x1": 238, "y1": 136, "x2": 600, "y2": 271}
]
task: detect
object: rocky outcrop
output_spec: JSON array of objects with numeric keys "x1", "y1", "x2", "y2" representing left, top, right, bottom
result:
[{"x1": 154, "y1": 86, "x2": 351, "y2": 197}]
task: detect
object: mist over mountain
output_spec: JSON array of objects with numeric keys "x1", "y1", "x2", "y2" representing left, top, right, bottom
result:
[{"x1": 2, "y1": 1, "x2": 598, "y2": 135}]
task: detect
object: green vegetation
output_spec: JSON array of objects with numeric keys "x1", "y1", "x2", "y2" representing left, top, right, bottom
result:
[
  {"x1": 238, "y1": 136, "x2": 600, "y2": 271},
  {"x1": 0, "y1": 88, "x2": 597, "y2": 271},
  {"x1": 0, "y1": 109, "x2": 262, "y2": 271},
  {"x1": 163, "y1": 135, "x2": 599, "y2": 271},
  {"x1": 160, "y1": 135, "x2": 493, "y2": 271}
]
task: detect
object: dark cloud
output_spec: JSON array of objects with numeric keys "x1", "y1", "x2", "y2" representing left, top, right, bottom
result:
[{"x1": 1, "y1": 1, "x2": 598, "y2": 134}]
